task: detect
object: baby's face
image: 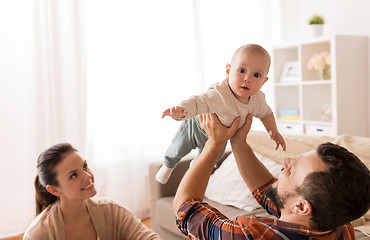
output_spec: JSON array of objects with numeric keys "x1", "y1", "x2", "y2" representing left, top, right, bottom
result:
[{"x1": 226, "y1": 49, "x2": 269, "y2": 103}]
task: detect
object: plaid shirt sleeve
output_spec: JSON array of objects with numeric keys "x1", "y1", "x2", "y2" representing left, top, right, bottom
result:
[
  {"x1": 175, "y1": 179, "x2": 279, "y2": 240},
  {"x1": 176, "y1": 200, "x2": 251, "y2": 240},
  {"x1": 252, "y1": 178, "x2": 281, "y2": 218}
]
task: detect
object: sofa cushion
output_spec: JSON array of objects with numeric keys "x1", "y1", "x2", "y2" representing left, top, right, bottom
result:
[
  {"x1": 204, "y1": 152, "x2": 282, "y2": 211},
  {"x1": 155, "y1": 197, "x2": 186, "y2": 239},
  {"x1": 248, "y1": 130, "x2": 335, "y2": 164},
  {"x1": 248, "y1": 131, "x2": 370, "y2": 167},
  {"x1": 333, "y1": 134, "x2": 370, "y2": 169}
]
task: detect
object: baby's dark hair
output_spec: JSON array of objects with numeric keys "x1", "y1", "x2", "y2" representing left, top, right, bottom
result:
[
  {"x1": 296, "y1": 142, "x2": 370, "y2": 231},
  {"x1": 35, "y1": 143, "x2": 77, "y2": 214}
]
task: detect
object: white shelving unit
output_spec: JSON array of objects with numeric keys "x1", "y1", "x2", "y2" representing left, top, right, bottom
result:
[{"x1": 272, "y1": 35, "x2": 368, "y2": 137}]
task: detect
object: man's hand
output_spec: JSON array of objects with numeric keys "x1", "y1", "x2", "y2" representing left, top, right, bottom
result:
[
  {"x1": 269, "y1": 130, "x2": 286, "y2": 151},
  {"x1": 162, "y1": 106, "x2": 188, "y2": 120},
  {"x1": 198, "y1": 113, "x2": 240, "y2": 146},
  {"x1": 230, "y1": 114, "x2": 253, "y2": 145}
]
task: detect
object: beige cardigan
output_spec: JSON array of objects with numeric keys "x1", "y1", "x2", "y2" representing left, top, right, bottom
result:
[{"x1": 23, "y1": 197, "x2": 162, "y2": 240}]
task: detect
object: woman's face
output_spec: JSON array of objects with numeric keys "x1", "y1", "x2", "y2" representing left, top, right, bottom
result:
[{"x1": 52, "y1": 151, "x2": 97, "y2": 201}]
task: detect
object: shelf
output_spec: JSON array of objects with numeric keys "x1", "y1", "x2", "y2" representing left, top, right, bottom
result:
[
  {"x1": 278, "y1": 119, "x2": 332, "y2": 126},
  {"x1": 272, "y1": 35, "x2": 368, "y2": 137},
  {"x1": 275, "y1": 80, "x2": 332, "y2": 86},
  {"x1": 277, "y1": 119, "x2": 301, "y2": 123},
  {"x1": 302, "y1": 80, "x2": 332, "y2": 85},
  {"x1": 275, "y1": 82, "x2": 299, "y2": 87},
  {"x1": 302, "y1": 120, "x2": 332, "y2": 126}
]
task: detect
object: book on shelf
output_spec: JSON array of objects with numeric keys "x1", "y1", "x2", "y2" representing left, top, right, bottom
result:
[
  {"x1": 279, "y1": 115, "x2": 300, "y2": 120},
  {"x1": 279, "y1": 108, "x2": 299, "y2": 116}
]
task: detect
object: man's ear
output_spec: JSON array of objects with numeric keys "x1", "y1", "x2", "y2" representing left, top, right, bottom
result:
[
  {"x1": 226, "y1": 63, "x2": 231, "y2": 76},
  {"x1": 291, "y1": 199, "x2": 312, "y2": 216},
  {"x1": 46, "y1": 185, "x2": 61, "y2": 197}
]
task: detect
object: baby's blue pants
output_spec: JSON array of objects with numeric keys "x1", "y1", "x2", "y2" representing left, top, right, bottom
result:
[{"x1": 164, "y1": 116, "x2": 227, "y2": 168}]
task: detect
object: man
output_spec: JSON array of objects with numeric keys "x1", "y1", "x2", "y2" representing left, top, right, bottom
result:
[{"x1": 173, "y1": 114, "x2": 370, "y2": 239}]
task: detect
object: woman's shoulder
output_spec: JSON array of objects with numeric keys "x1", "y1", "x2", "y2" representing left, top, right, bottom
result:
[{"x1": 23, "y1": 202, "x2": 64, "y2": 239}]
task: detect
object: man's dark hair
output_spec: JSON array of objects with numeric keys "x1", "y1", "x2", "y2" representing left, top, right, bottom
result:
[{"x1": 296, "y1": 142, "x2": 370, "y2": 231}]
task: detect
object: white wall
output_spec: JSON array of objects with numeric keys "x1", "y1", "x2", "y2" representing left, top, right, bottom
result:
[
  {"x1": 280, "y1": 0, "x2": 370, "y2": 42},
  {"x1": 279, "y1": 0, "x2": 370, "y2": 136}
]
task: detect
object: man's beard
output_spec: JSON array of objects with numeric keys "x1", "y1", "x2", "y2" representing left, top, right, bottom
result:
[{"x1": 265, "y1": 184, "x2": 294, "y2": 209}]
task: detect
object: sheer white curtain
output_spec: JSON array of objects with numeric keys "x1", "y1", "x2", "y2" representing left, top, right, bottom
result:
[
  {"x1": 0, "y1": 0, "x2": 85, "y2": 236},
  {"x1": 84, "y1": 0, "x2": 282, "y2": 219},
  {"x1": 84, "y1": 0, "x2": 205, "y2": 219},
  {"x1": 0, "y1": 0, "x2": 282, "y2": 236}
]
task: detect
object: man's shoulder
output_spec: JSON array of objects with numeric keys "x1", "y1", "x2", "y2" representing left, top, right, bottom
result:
[{"x1": 237, "y1": 216, "x2": 356, "y2": 239}]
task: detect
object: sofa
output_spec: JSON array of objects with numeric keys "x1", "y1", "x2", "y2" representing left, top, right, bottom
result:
[{"x1": 148, "y1": 130, "x2": 370, "y2": 240}]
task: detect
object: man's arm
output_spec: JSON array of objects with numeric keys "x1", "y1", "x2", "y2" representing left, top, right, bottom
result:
[
  {"x1": 172, "y1": 114, "x2": 240, "y2": 214},
  {"x1": 231, "y1": 115, "x2": 275, "y2": 193}
]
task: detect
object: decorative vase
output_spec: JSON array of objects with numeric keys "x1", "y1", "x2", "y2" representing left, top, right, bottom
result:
[
  {"x1": 310, "y1": 24, "x2": 324, "y2": 37},
  {"x1": 319, "y1": 65, "x2": 331, "y2": 80}
]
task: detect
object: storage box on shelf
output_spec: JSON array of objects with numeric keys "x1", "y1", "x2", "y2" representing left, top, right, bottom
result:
[{"x1": 272, "y1": 35, "x2": 368, "y2": 137}]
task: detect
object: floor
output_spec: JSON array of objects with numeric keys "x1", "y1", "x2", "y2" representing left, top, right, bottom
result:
[
  {"x1": 142, "y1": 217, "x2": 151, "y2": 229},
  {"x1": 0, "y1": 235, "x2": 23, "y2": 240}
]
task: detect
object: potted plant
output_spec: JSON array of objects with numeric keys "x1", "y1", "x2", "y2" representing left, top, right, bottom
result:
[{"x1": 308, "y1": 14, "x2": 325, "y2": 37}]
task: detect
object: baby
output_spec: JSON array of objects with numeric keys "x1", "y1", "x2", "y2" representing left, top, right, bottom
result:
[{"x1": 156, "y1": 44, "x2": 286, "y2": 184}]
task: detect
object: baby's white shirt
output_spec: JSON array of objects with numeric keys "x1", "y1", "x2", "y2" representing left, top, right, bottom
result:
[{"x1": 178, "y1": 79, "x2": 272, "y2": 128}]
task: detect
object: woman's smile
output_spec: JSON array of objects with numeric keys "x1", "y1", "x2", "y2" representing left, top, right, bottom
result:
[{"x1": 81, "y1": 180, "x2": 95, "y2": 191}]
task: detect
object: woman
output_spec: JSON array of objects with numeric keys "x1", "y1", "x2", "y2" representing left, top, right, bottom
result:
[{"x1": 23, "y1": 143, "x2": 161, "y2": 240}]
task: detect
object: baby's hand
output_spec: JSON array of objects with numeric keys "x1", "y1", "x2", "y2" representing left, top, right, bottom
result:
[
  {"x1": 269, "y1": 130, "x2": 286, "y2": 151},
  {"x1": 162, "y1": 106, "x2": 188, "y2": 120}
]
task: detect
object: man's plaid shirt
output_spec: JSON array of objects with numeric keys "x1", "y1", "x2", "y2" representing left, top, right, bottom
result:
[{"x1": 176, "y1": 178, "x2": 354, "y2": 240}]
